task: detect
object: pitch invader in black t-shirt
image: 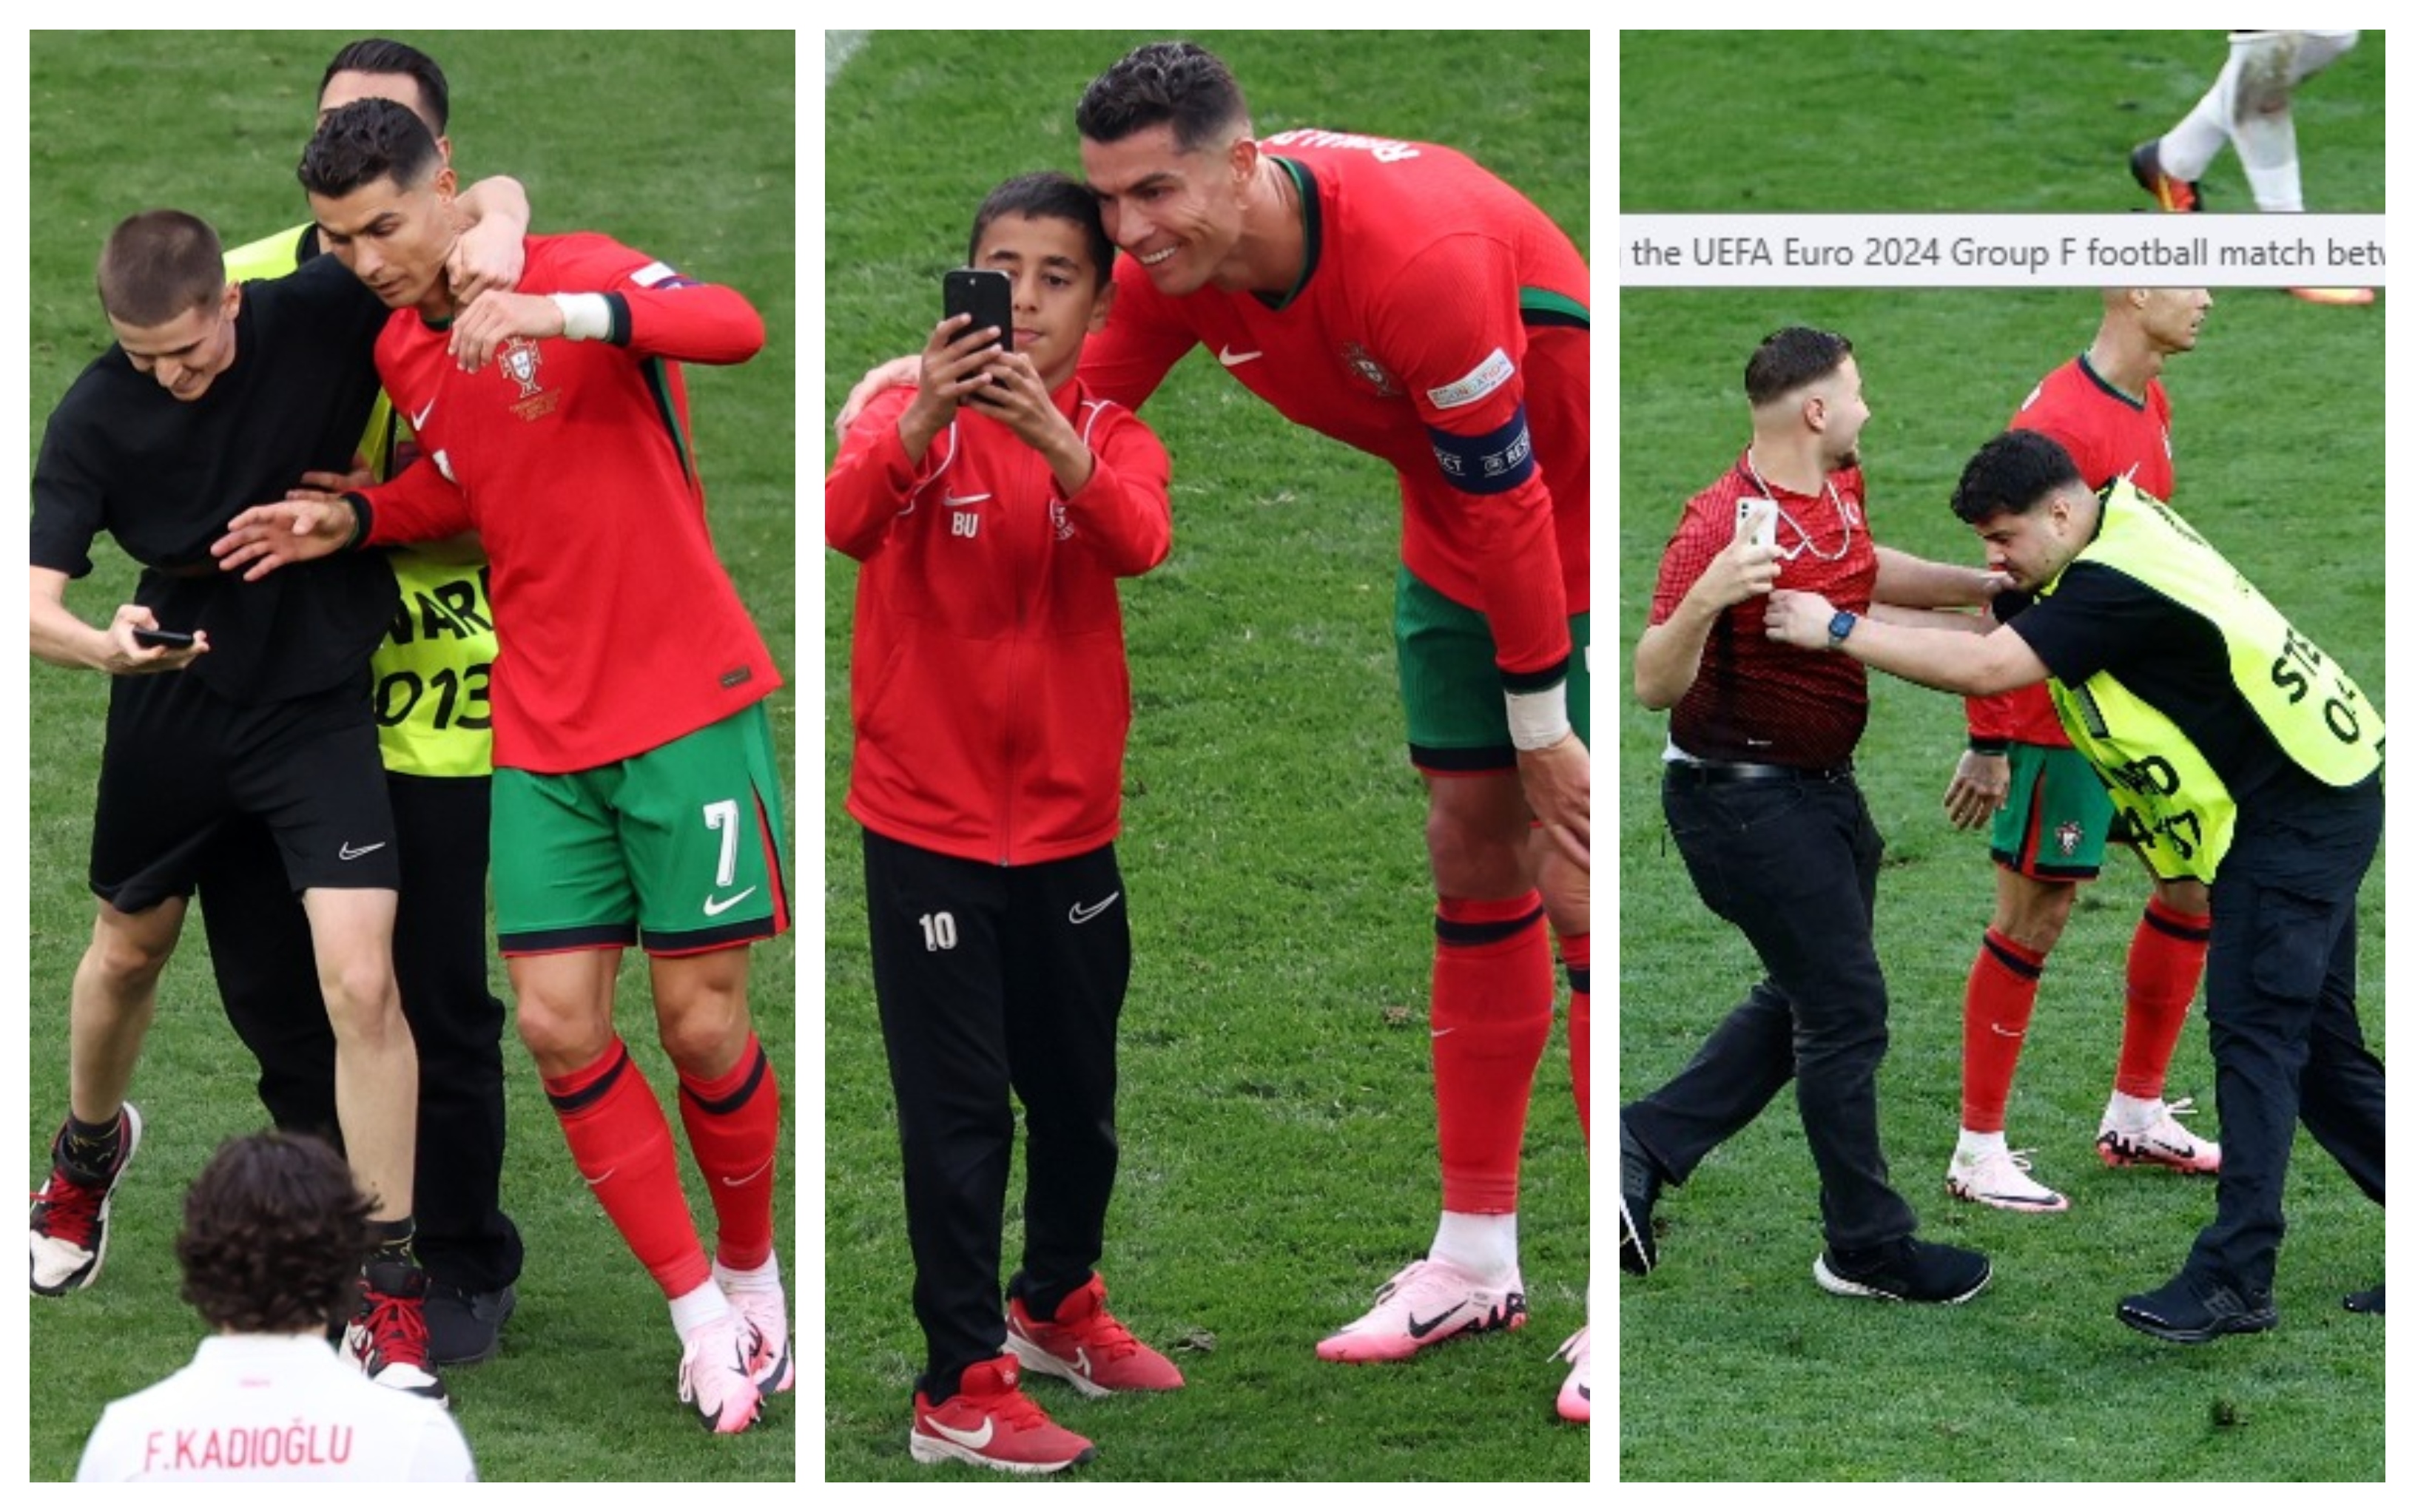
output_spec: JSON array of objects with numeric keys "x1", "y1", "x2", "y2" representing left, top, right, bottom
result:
[{"x1": 27, "y1": 210, "x2": 445, "y2": 1401}]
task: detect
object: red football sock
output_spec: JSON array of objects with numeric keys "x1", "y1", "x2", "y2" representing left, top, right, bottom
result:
[
  {"x1": 678, "y1": 1033, "x2": 782, "y2": 1272},
  {"x1": 545, "y1": 1039, "x2": 711, "y2": 1299},
  {"x1": 1960, "y1": 929, "x2": 2046, "y2": 1133},
  {"x1": 1432, "y1": 892, "x2": 1555, "y2": 1213},
  {"x1": 2116, "y1": 896, "x2": 2212, "y2": 1101},
  {"x1": 1561, "y1": 932, "x2": 1592, "y2": 1146}
]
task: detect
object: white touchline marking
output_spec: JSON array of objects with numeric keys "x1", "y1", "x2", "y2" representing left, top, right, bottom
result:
[{"x1": 826, "y1": 31, "x2": 870, "y2": 84}]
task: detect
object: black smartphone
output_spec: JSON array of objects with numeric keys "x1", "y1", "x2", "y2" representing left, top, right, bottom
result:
[
  {"x1": 943, "y1": 268, "x2": 1014, "y2": 355},
  {"x1": 132, "y1": 627, "x2": 195, "y2": 649}
]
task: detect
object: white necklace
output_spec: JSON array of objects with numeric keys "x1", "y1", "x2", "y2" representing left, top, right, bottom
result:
[{"x1": 1745, "y1": 451, "x2": 1855, "y2": 564}]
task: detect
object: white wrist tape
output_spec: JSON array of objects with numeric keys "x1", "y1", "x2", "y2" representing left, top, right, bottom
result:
[
  {"x1": 1506, "y1": 682, "x2": 1572, "y2": 752},
  {"x1": 548, "y1": 292, "x2": 612, "y2": 342}
]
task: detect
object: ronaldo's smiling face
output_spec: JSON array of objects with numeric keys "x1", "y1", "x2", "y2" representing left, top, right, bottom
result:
[{"x1": 1080, "y1": 124, "x2": 1246, "y2": 297}]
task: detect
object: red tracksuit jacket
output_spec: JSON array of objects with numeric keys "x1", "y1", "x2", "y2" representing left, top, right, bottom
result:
[{"x1": 826, "y1": 379, "x2": 1171, "y2": 865}]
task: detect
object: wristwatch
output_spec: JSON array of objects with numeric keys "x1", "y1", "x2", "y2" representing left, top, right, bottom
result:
[{"x1": 1825, "y1": 609, "x2": 1859, "y2": 652}]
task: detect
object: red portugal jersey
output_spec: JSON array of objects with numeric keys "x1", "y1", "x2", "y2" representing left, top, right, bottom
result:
[
  {"x1": 357, "y1": 233, "x2": 778, "y2": 774},
  {"x1": 1079, "y1": 129, "x2": 1589, "y2": 685},
  {"x1": 1650, "y1": 453, "x2": 1877, "y2": 771},
  {"x1": 1967, "y1": 354, "x2": 2175, "y2": 748}
]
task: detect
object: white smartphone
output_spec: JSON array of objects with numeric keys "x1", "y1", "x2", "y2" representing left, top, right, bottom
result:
[{"x1": 1735, "y1": 496, "x2": 1777, "y2": 550}]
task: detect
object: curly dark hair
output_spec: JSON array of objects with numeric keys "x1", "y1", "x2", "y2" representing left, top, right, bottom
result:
[
  {"x1": 1075, "y1": 40, "x2": 1250, "y2": 152},
  {"x1": 297, "y1": 95, "x2": 442, "y2": 200},
  {"x1": 177, "y1": 1132, "x2": 372, "y2": 1334}
]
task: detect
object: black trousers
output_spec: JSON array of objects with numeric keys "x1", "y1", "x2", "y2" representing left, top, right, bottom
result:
[
  {"x1": 862, "y1": 828, "x2": 1128, "y2": 1401},
  {"x1": 1623, "y1": 768, "x2": 1920, "y2": 1252},
  {"x1": 2184, "y1": 773, "x2": 2385, "y2": 1295},
  {"x1": 197, "y1": 772, "x2": 522, "y2": 1293}
]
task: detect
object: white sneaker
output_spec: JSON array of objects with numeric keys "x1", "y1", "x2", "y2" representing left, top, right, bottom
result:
[
  {"x1": 2098, "y1": 1096, "x2": 2220, "y2": 1174},
  {"x1": 30, "y1": 1104, "x2": 142, "y2": 1297},
  {"x1": 1946, "y1": 1144, "x2": 2069, "y2": 1213},
  {"x1": 677, "y1": 1312, "x2": 764, "y2": 1434},
  {"x1": 1313, "y1": 1257, "x2": 1526, "y2": 1363},
  {"x1": 1552, "y1": 1325, "x2": 1590, "y2": 1422}
]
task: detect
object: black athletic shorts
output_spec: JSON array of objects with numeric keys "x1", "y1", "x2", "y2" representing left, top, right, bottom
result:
[{"x1": 90, "y1": 671, "x2": 399, "y2": 912}]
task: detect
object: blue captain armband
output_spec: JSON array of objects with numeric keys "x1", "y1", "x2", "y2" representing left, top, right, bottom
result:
[{"x1": 1426, "y1": 404, "x2": 1535, "y2": 495}]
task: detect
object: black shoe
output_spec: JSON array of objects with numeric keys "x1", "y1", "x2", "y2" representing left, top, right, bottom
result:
[
  {"x1": 2343, "y1": 1283, "x2": 2385, "y2": 1316},
  {"x1": 1618, "y1": 1118, "x2": 1662, "y2": 1276},
  {"x1": 2115, "y1": 1272, "x2": 2276, "y2": 1343},
  {"x1": 1813, "y1": 1237, "x2": 1991, "y2": 1305},
  {"x1": 2129, "y1": 140, "x2": 2203, "y2": 212},
  {"x1": 424, "y1": 1280, "x2": 517, "y2": 1366}
]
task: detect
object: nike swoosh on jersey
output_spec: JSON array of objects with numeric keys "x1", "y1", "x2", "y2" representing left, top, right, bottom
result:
[
  {"x1": 411, "y1": 399, "x2": 435, "y2": 431},
  {"x1": 704, "y1": 887, "x2": 759, "y2": 917},
  {"x1": 1068, "y1": 892, "x2": 1122, "y2": 925},
  {"x1": 1218, "y1": 346, "x2": 1263, "y2": 367},
  {"x1": 943, "y1": 492, "x2": 994, "y2": 507},
  {"x1": 338, "y1": 841, "x2": 388, "y2": 861}
]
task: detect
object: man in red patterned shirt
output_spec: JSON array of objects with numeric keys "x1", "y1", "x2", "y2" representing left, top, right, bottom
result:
[
  {"x1": 1622, "y1": 326, "x2": 1998, "y2": 1306},
  {"x1": 217, "y1": 98, "x2": 787, "y2": 1435},
  {"x1": 1939, "y1": 289, "x2": 2221, "y2": 1216}
]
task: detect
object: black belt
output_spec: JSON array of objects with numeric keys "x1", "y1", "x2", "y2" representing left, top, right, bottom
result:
[{"x1": 1665, "y1": 759, "x2": 1853, "y2": 786}]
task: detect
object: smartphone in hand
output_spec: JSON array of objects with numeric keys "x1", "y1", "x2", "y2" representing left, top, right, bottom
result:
[
  {"x1": 132, "y1": 627, "x2": 196, "y2": 649},
  {"x1": 943, "y1": 269, "x2": 1014, "y2": 355}
]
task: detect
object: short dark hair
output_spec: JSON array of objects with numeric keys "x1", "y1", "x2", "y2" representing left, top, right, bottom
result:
[
  {"x1": 176, "y1": 1132, "x2": 373, "y2": 1335},
  {"x1": 95, "y1": 209, "x2": 223, "y2": 327},
  {"x1": 1076, "y1": 41, "x2": 1250, "y2": 152},
  {"x1": 1744, "y1": 326, "x2": 1853, "y2": 408},
  {"x1": 320, "y1": 37, "x2": 451, "y2": 134},
  {"x1": 968, "y1": 172, "x2": 1115, "y2": 291},
  {"x1": 1951, "y1": 429, "x2": 2087, "y2": 524},
  {"x1": 298, "y1": 96, "x2": 442, "y2": 200}
]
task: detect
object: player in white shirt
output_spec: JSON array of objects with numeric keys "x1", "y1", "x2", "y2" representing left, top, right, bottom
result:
[{"x1": 75, "y1": 1132, "x2": 474, "y2": 1482}]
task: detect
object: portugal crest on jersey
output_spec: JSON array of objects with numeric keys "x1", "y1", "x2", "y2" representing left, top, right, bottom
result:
[
  {"x1": 1338, "y1": 341, "x2": 1401, "y2": 399},
  {"x1": 501, "y1": 339, "x2": 543, "y2": 398}
]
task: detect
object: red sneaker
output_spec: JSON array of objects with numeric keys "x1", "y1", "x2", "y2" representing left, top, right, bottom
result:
[
  {"x1": 910, "y1": 1357, "x2": 1096, "y2": 1474},
  {"x1": 1006, "y1": 1273, "x2": 1185, "y2": 1397}
]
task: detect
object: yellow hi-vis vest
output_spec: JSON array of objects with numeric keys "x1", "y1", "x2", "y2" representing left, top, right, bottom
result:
[
  {"x1": 222, "y1": 226, "x2": 496, "y2": 777},
  {"x1": 2041, "y1": 480, "x2": 2383, "y2": 882}
]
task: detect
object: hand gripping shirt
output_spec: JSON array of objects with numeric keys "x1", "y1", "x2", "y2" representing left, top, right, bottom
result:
[
  {"x1": 1078, "y1": 129, "x2": 1588, "y2": 690},
  {"x1": 1969, "y1": 352, "x2": 2175, "y2": 749},
  {"x1": 354, "y1": 233, "x2": 778, "y2": 774},
  {"x1": 75, "y1": 1333, "x2": 474, "y2": 1482},
  {"x1": 826, "y1": 382, "x2": 1172, "y2": 865}
]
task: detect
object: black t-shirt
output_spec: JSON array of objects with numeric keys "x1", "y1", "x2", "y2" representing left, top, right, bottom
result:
[
  {"x1": 1999, "y1": 560, "x2": 2311, "y2": 805},
  {"x1": 30, "y1": 256, "x2": 397, "y2": 706}
]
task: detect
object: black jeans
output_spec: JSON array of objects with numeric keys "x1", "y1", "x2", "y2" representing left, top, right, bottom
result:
[
  {"x1": 862, "y1": 828, "x2": 1129, "y2": 1400},
  {"x1": 2185, "y1": 773, "x2": 2385, "y2": 1295},
  {"x1": 198, "y1": 772, "x2": 522, "y2": 1294},
  {"x1": 1624, "y1": 768, "x2": 1919, "y2": 1252}
]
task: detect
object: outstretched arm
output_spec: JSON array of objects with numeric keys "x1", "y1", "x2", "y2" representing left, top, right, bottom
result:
[{"x1": 29, "y1": 565, "x2": 209, "y2": 674}]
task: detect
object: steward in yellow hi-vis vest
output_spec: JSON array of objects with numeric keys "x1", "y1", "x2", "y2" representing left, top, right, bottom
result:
[
  {"x1": 1779, "y1": 426, "x2": 2385, "y2": 1337},
  {"x1": 224, "y1": 225, "x2": 496, "y2": 778},
  {"x1": 2039, "y1": 478, "x2": 2382, "y2": 882}
]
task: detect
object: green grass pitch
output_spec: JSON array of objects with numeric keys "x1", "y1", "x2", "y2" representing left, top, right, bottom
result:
[
  {"x1": 19, "y1": 30, "x2": 795, "y2": 1482},
  {"x1": 1618, "y1": 29, "x2": 2384, "y2": 1483},
  {"x1": 821, "y1": 30, "x2": 1594, "y2": 1482}
]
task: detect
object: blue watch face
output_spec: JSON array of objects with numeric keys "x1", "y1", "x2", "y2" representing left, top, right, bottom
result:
[{"x1": 1828, "y1": 610, "x2": 1857, "y2": 640}]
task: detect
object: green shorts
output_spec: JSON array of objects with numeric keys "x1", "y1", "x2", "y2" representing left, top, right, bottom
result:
[
  {"x1": 1990, "y1": 740, "x2": 2114, "y2": 881},
  {"x1": 1395, "y1": 566, "x2": 1590, "y2": 772},
  {"x1": 491, "y1": 703, "x2": 792, "y2": 956}
]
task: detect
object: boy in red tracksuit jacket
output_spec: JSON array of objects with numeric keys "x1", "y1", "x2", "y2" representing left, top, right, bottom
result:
[{"x1": 825, "y1": 171, "x2": 1178, "y2": 1476}]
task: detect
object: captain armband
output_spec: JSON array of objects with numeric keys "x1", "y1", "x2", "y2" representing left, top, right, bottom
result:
[{"x1": 1426, "y1": 404, "x2": 1536, "y2": 496}]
